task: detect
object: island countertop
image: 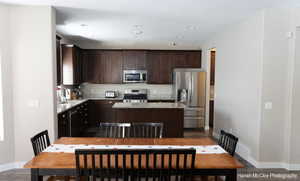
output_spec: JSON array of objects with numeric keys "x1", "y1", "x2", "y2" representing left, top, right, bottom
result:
[{"x1": 112, "y1": 102, "x2": 185, "y2": 109}]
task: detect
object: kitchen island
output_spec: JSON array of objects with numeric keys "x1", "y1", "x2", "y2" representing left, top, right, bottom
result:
[{"x1": 113, "y1": 103, "x2": 185, "y2": 137}]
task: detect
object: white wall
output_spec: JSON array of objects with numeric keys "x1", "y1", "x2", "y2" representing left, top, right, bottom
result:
[
  {"x1": 202, "y1": 8, "x2": 300, "y2": 169},
  {"x1": 202, "y1": 12, "x2": 264, "y2": 161},
  {"x1": 0, "y1": 4, "x2": 15, "y2": 165},
  {"x1": 9, "y1": 5, "x2": 56, "y2": 162},
  {"x1": 259, "y1": 8, "x2": 292, "y2": 163}
]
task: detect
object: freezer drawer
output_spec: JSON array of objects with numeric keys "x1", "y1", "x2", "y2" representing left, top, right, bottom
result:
[
  {"x1": 184, "y1": 116, "x2": 205, "y2": 128},
  {"x1": 184, "y1": 108, "x2": 205, "y2": 117}
]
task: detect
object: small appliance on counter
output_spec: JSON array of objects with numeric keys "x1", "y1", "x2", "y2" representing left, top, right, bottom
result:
[
  {"x1": 105, "y1": 90, "x2": 118, "y2": 98},
  {"x1": 123, "y1": 89, "x2": 148, "y2": 103}
]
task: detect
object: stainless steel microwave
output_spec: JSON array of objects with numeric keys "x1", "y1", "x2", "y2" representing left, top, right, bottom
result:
[{"x1": 123, "y1": 70, "x2": 147, "y2": 83}]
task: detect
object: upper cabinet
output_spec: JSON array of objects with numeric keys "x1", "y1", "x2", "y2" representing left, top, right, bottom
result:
[
  {"x1": 81, "y1": 49, "x2": 201, "y2": 84},
  {"x1": 146, "y1": 51, "x2": 202, "y2": 84},
  {"x1": 82, "y1": 50, "x2": 123, "y2": 84},
  {"x1": 61, "y1": 45, "x2": 83, "y2": 85},
  {"x1": 122, "y1": 51, "x2": 146, "y2": 70},
  {"x1": 56, "y1": 36, "x2": 62, "y2": 85},
  {"x1": 101, "y1": 51, "x2": 123, "y2": 84}
]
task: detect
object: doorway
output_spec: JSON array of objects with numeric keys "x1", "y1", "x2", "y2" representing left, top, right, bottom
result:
[{"x1": 209, "y1": 48, "x2": 216, "y2": 131}]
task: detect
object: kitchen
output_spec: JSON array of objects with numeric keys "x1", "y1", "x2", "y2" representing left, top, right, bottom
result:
[{"x1": 56, "y1": 44, "x2": 207, "y2": 138}]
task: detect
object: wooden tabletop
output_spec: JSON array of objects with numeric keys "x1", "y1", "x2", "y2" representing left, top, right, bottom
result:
[{"x1": 24, "y1": 137, "x2": 243, "y2": 169}]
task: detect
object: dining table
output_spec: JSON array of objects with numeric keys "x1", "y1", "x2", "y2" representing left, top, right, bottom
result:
[{"x1": 24, "y1": 137, "x2": 243, "y2": 181}]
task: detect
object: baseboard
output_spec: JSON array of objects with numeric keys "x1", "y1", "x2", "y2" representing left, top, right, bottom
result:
[
  {"x1": 0, "y1": 161, "x2": 26, "y2": 172},
  {"x1": 213, "y1": 131, "x2": 300, "y2": 170}
]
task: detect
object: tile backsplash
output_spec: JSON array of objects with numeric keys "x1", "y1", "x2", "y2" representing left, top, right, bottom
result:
[{"x1": 80, "y1": 83, "x2": 174, "y2": 100}]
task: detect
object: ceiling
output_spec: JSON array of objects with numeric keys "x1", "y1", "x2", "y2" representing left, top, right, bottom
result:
[{"x1": 0, "y1": 0, "x2": 299, "y2": 49}]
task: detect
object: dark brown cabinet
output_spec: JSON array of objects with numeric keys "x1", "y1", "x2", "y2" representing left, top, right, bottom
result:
[
  {"x1": 82, "y1": 50, "x2": 123, "y2": 84},
  {"x1": 58, "y1": 112, "x2": 69, "y2": 138},
  {"x1": 56, "y1": 36, "x2": 62, "y2": 85},
  {"x1": 147, "y1": 51, "x2": 174, "y2": 84},
  {"x1": 101, "y1": 51, "x2": 123, "y2": 84},
  {"x1": 122, "y1": 51, "x2": 146, "y2": 70},
  {"x1": 88, "y1": 100, "x2": 122, "y2": 127},
  {"x1": 62, "y1": 45, "x2": 82, "y2": 85},
  {"x1": 114, "y1": 108, "x2": 184, "y2": 137},
  {"x1": 57, "y1": 101, "x2": 89, "y2": 138},
  {"x1": 146, "y1": 51, "x2": 201, "y2": 84},
  {"x1": 81, "y1": 49, "x2": 201, "y2": 84}
]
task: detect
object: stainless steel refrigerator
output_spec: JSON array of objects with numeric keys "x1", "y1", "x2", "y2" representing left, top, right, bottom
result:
[{"x1": 173, "y1": 68, "x2": 206, "y2": 128}]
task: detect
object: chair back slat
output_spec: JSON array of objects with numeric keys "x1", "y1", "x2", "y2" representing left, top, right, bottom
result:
[
  {"x1": 218, "y1": 130, "x2": 239, "y2": 156},
  {"x1": 75, "y1": 149, "x2": 196, "y2": 181},
  {"x1": 131, "y1": 123, "x2": 163, "y2": 138},
  {"x1": 30, "y1": 130, "x2": 50, "y2": 156},
  {"x1": 99, "y1": 123, "x2": 131, "y2": 138}
]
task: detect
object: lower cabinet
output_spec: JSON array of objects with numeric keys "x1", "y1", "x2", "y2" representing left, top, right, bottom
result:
[
  {"x1": 58, "y1": 112, "x2": 70, "y2": 138},
  {"x1": 88, "y1": 100, "x2": 122, "y2": 127},
  {"x1": 57, "y1": 101, "x2": 89, "y2": 138}
]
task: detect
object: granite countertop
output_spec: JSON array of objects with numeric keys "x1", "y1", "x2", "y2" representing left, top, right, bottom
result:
[
  {"x1": 57, "y1": 99, "x2": 89, "y2": 114},
  {"x1": 57, "y1": 97, "x2": 176, "y2": 114},
  {"x1": 112, "y1": 102, "x2": 185, "y2": 109}
]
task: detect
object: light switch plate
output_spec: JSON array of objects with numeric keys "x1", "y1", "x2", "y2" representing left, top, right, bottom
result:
[{"x1": 264, "y1": 102, "x2": 273, "y2": 110}]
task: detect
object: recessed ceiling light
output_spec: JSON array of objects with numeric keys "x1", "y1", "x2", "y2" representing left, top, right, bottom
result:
[
  {"x1": 133, "y1": 29, "x2": 143, "y2": 35},
  {"x1": 170, "y1": 42, "x2": 177, "y2": 46}
]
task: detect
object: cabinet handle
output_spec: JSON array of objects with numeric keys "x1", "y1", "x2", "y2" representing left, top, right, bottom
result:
[{"x1": 62, "y1": 114, "x2": 66, "y2": 118}]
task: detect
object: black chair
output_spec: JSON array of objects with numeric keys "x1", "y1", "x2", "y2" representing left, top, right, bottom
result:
[
  {"x1": 31, "y1": 130, "x2": 70, "y2": 181},
  {"x1": 30, "y1": 130, "x2": 51, "y2": 156},
  {"x1": 75, "y1": 149, "x2": 196, "y2": 181},
  {"x1": 131, "y1": 123, "x2": 164, "y2": 138},
  {"x1": 218, "y1": 130, "x2": 238, "y2": 156},
  {"x1": 98, "y1": 123, "x2": 131, "y2": 138}
]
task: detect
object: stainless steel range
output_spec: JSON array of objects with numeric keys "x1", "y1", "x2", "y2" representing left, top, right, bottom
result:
[{"x1": 123, "y1": 89, "x2": 148, "y2": 103}]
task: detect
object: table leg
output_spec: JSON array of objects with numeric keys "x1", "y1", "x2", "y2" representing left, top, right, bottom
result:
[
  {"x1": 31, "y1": 168, "x2": 43, "y2": 181},
  {"x1": 225, "y1": 169, "x2": 237, "y2": 181}
]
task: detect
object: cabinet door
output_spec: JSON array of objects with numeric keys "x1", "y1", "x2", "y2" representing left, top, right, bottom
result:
[
  {"x1": 62, "y1": 45, "x2": 82, "y2": 85},
  {"x1": 56, "y1": 36, "x2": 62, "y2": 85},
  {"x1": 147, "y1": 51, "x2": 161, "y2": 84},
  {"x1": 159, "y1": 53, "x2": 173, "y2": 84},
  {"x1": 58, "y1": 112, "x2": 69, "y2": 138},
  {"x1": 82, "y1": 51, "x2": 102, "y2": 83},
  {"x1": 185, "y1": 51, "x2": 201, "y2": 68},
  {"x1": 123, "y1": 51, "x2": 146, "y2": 70},
  {"x1": 88, "y1": 100, "x2": 121, "y2": 126},
  {"x1": 147, "y1": 51, "x2": 173, "y2": 84},
  {"x1": 101, "y1": 51, "x2": 123, "y2": 84}
]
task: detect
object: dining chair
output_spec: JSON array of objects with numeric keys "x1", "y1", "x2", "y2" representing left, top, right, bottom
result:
[
  {"x1": 31, "y1": 130, "x2": 70, "y2": 181},
  {"x1": 30, "y1": 130, "x2": 51, "y2": 156},
  {"x1": 98, "y1": 122, "x2": 131, "y2": 138},
  {"x1": 218, "y1": 130, "x2": 239, "y2": 156},
  {"x1": 75, "y1": 148, "x2": 196, "y2": 181},
  {"x1": 131, "y1": 122, "x2": 164, "y2": 138}
]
